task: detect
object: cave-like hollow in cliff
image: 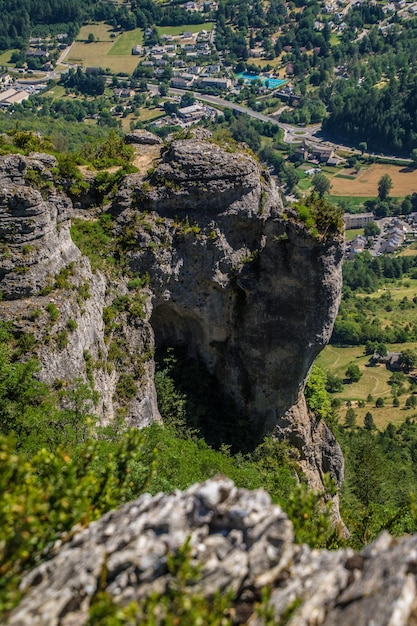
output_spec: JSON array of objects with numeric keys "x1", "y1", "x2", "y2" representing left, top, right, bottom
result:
[{"x1": 150, "y1": 303, "x2": 259, "y2": 452}]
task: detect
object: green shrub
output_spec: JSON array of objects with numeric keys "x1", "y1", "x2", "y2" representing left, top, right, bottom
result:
[
  {"x1": 67, "y1": 319, "x2": 78, "y2": 332},
  {"x1": 116, "y1": 373, "x2": 137, "y2": 401},
  {"x1": 46, "y1": 303, "x2": 59, "y2": 322}
]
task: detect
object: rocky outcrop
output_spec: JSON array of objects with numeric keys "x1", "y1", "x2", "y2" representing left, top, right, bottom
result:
[
  {"x1": 0, "y1": 139, "x2": 344, "y2": 489},
  {"x1": 114, "y1": 139, "x2": 344, "y2": 488},
  {"x1": 0, "y1": 153, "x2": 158, "y2": 425},
  {"x1": 125, "y1": 129, "x2": 163, "y2": 145},
  {"x1": 8, "y1": 477, "x2": 417, "y2": 626},
  {"x1": 0, "y1": 153, "x2": 78, "y2": 300}
]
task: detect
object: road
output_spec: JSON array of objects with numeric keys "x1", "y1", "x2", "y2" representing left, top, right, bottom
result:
[
  {"x1": 147, "y1": 83, "x2": 325, "y2": 147},
  {"x1": 149, "y1": 84, "x2": 412, "y2": 162}
]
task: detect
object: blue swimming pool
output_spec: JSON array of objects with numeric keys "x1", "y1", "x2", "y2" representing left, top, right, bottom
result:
[{"x1": 236, "y1": 73, "x2": 287, "y2": 88}]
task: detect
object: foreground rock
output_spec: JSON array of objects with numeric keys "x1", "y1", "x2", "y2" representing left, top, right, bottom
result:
[{"x1": 9, "y1": 477, "x2": 417, "y2": 626}]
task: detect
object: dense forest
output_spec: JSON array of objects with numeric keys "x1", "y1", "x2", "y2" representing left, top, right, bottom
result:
[
  {"x1": 331, "y1": 253, "x2": 417, "y2": 345},
  {"x1": 323, "y1": 72, "x2": 417, "y2": 155}
]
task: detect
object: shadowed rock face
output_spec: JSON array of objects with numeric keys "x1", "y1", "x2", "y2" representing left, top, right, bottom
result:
[
  {"x1": 9, "y1": 477, "x2": 417, "y2": 626},
  {"x1": 115, "y1": 139, "x2": 344, "y2": 487}
]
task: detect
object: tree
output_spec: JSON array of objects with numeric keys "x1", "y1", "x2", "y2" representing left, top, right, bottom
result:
[
  {"x1": 345, "y1": 407, "x2": 357, "y2": 427},
  {"x1": 399, "y1": 349, "x2": 417, "y2": 373},
  {"x1": 87, "y1": 33, "x2": 95, "y2": 43},
  {"x1": 345, "y1": 363, "x2": 362, "y2": 383},
  {"x1": 364, "y1": 222, "x2": 380, "y2": 238},
  {"x1": 283, "y1": 164, "x2": 299, "y2": 192},
  {"x1": 405, "y1": 395, "x2": 417, "y2": 409},
  {"x1": 326, "y1": 373, "x2": 344, "y2": 393},
  {"x1": 364, "y1": 411, "x2": 375, "y2": 430},
  {"x1": 378, "y1": 174, "x2": 393, "y2": 201},
  {"x1": 311, "y1": 173, "x2": 331, "y2": 197},
  {"x1": 411, "y1": 148, "x2": 417, "y2": 168},
  {"x1": 375, "y1": 397, "x2": 384, "y2": 407},
  {"x1": 359, "y1": 141, "x2": 367, "y2": 155},
  {"x1": 305, "y1": 365, "x2": 333, "y2": 421},
  {"x1": 179, "y1": 93, "x2": 195, "y2": 108}
]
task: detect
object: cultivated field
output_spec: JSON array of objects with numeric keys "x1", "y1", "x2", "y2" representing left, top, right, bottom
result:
[
  {"x1": 67, "y1": 41, "x2": 140, "y2": 73},
  {"x1": 331, "y1": 163, "x2": 417, "y2": 197},
  {"x1": 108, "y1": 29, "x2": 143, "y2": 54}
]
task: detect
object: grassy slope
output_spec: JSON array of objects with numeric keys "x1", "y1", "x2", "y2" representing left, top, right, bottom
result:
[{"x1": 317, "y1": 344, "x2": 417, "y2": 429}]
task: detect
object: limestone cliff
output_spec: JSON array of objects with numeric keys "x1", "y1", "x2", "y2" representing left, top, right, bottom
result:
[
  {"x1": 0, "y1": 139, "x2": 344, "y2": 489},
  {"x1": 0, "y1": 152, "x2": 157, "y2": 425},
  {"x1": 8, "y1": 477, "x2": 417, "y2": 626},
  {"x1": 113, "y1": 139, "x2": 344, "y2": 489}
]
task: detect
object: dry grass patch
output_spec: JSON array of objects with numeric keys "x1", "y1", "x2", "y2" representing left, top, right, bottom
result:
[
  {"x1": 331, "y1": 163, "x2": 417, "y2": 197},
  {"x1": 67, "y1": 41, "x2": 139, "y2": 73},
  {"x1": 77, "y1": 23, "x2": 115, "y2": 42},
  {"x1": 132, "y1": 144, "x2": 162, "y2": 175},
  {"x1": 338, "y1": 401, "x2": 412, "y2": 430}
]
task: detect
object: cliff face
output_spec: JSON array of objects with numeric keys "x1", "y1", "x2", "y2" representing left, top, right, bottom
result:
[
  {"x1": 9, "y1": 477, "x2": 417, "y2": 626},
  {"x1": 114, "y1": 139, "x2": 344, "y2": 488},
  {"x1": 0, "y1": 153, "x2": 158, "y2": 425},
  {"x1": 0, "y1": 139, "x2": 343, "y2": 488}
]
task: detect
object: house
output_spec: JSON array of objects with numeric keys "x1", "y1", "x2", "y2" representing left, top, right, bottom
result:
[
  {"x1": 370, "y1": 351, "x2": 402, "y2": 370},
  {"x1": 346, "y1": 234, "x2": 367, "y2": 258},
  {"x1": 177, "y1": 103, "x2": 206, "y2": 123},
  {"x1": 386, "y1": 352, "x2": 402, "y2": 370},
  {"x1": 114, "y1": 88, "x2": 135, "y2": 98},
  {"x1": 0, "y1": 88, "x2": 18, "y2": 105},
  {"x1": 132, "y1": 45, "x2": 143, "y2": 55},
  {"x1": 197, "y1": 76, "x2": 231, "y2": 89},
  {"x1": 249, "y1": 48, "x2": 264, "y2": 58},
  {"x1": 0, "y1": 90, "x2": 30, "y2": 106},
  {"x1": 295, "y1": 139, "x2": 310, "y2": 161},
  {"x1": 26, "y1": 48, "x2": 49, "y2": 58},
  {"x1": 313, "y1": 146, "x2": 335, "y2": 162},
  {"x1": 379, "y1": 235, "x2": 404, "y2": 254},
  {"x1": 343, "y1": 212, "x2": 374, "y2": 229},
  {"x1": 205, "y1": 64, "x2": 220, "y2": 73},
  {"x1": 170, "y1": 74, "x2": 196, "y2": 88}
]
